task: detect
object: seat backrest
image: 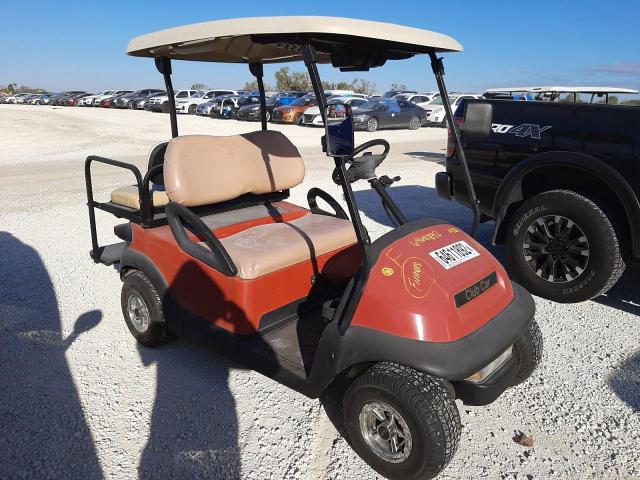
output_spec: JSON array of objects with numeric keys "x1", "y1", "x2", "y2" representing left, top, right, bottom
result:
[{"x1": 163, "y1": 131, "x2": 305, "y2": 207}]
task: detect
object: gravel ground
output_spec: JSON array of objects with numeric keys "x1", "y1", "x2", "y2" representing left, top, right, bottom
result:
[{"x1": 1, "y1": 104, "x2": 638, "y2": 480}]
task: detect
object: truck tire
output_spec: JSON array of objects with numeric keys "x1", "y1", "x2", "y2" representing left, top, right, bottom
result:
[
  {"x1": 511, "y1": 319, "x2": 543, "y2": 386},
  {"x1": 121, "y1": 271, "x2": 177, "y2": 347},
  {"x1": 505, "y1": 190, "x2": 625, "y2": 303},
  {"x1": 342, "y1": 363, "x2": 460, "y2": 480}
]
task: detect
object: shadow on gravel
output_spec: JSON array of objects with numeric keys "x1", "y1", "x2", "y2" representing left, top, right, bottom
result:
[
  {"x1": 594, "y1": 263, "x2": 640, "y2": 316},
  {"x1": 403, "y1": 151, "x2": 446, "y2": 164},
  {"x1": 609, "y1": 350, "x2": 640, "y2": 412},
  {"x1": 354, "y1": 184, "x2": 502, "y2": 258},
  {"x1": 0, "y1": 232, "x2": 104, "y2": 480},
  {"x1": 137, "y1": 259, "x2": 278, "y2": 480}
]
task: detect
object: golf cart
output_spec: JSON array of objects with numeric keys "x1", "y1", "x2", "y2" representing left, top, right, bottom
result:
[{"x1": 85, "y1": 17, "x2": 542, "y2": 479}]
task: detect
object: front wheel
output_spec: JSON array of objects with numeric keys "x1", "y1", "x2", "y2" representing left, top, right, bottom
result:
[
  {"x1": 294, "y1": 112, "x2": 303, "y2": 125},
  {"x1": 188, "y1": 104, "x2": 197, "y2": 114},
  {"x1": 366, "y1": 117, "x2": 379, "y2": 132},
  {"x1": 511, "y1": 319, "x2": 543, "y2": 386},
  {"x1": 343, "y1": 363, "x2": 461, "y2": 480},
  {"x1": 121, "y1": 271, "x2": 176, "y2": 347},
  {"x1": 265, "y1": 111, "x2": 271, "y2": 122},
  {"x1": 128, "y1": 101, "x2": 135, "y2": 109},
  {"x1": 505, "y1": 190, "x2": 625, "y2": 303}
]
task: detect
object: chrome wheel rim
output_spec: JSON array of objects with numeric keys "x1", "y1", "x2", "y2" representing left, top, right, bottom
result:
[
  {"x1": 367, "y1": 118, "x2": 377, "y2": 131},
  {"x1": 359, "y1": 401, "x2": 412, "y2": 463},
  {"x1": 523, "y1": 215, "x2": 590, "y2": 283},
  {"x1": 409, "y1": 117, "x2": 420, "y2": 129},
  {"x1": 127, "y1": 293, "x2": 150, "y2": 332}
]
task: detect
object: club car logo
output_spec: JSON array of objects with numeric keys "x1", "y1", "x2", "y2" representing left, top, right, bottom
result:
[{"x1": 491, "y1": 123, "x2": 551, "y2": 139}]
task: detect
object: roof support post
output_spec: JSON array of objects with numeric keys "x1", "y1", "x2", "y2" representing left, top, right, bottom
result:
[
  {"x1": 155, "y1": 57, "x2": 178, "y2": 138},
  {"x1": 302, "y1": 43, "x2": 371, "y2": 266},
  {"x1": 429, "y1": 51, "x2": 480, "y2": 237},
  {"x1": 249, "y1": 62, "x2": 268, "y2": 131}
]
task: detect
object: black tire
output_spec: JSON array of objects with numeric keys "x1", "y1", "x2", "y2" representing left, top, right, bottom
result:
[
  {"x1": 366, "y1": 117, "x2": 379, "y2": 132},
  {"x1": 408, "y1": 116, "x2": 421, "y2": 130},
  {"x1": 294, "y1": 112, "x2": 303, "y2": 125},
  {"x1": 505, "y1": 190, "x2": 625, "y2": 303},
  {"x1": 342, "y1": 363, "x2": 461, "y2": 480},
  {"x1": 161, "y1": 102, "x2": 170, "y2": 114},
  {"x1": 121, "y1": 271, "x2": 176, "y2": 347},
  {"x1": 128, "y1": 101, "x2": 135, "y2": 109},
  {"x1": 188, "y1": 104, "x2": 197, "y2": 114},
  {"x1": 511, "y1": 319, "x2": 543, "y2": 386}
]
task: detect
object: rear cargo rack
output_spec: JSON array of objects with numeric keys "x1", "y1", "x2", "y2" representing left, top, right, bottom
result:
[{"x1": 85, "y1": 155, "x2": 166, "y2": 264}]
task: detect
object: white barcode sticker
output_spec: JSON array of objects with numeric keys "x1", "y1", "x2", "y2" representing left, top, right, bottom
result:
[{"x1": 429, "y1": 241, "x2": 479, "y2": 270}]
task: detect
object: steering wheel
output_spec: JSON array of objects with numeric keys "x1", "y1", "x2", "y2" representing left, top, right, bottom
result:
[
  {"x1": 333, "y1": 139, "x2": 390, "y2": 184},
  {"x1": 345, "y1": 139, "x2": 390, "y2": 163}
]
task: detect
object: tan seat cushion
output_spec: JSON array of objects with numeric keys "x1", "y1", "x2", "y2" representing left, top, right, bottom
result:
[
  {"x1": 219, "y1": 214, "x2": 356, "y2": 279},
  {"x1": 164, "y1": 130, "x2": 305, "y2": 207},
  {"x1": 110, "y1": 185, "x2": 169, "y2": 210}
]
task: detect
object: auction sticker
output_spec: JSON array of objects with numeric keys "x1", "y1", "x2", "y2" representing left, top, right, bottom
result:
[{"x1": 429, "y1": 241, "x2": 479, "y2": 270}]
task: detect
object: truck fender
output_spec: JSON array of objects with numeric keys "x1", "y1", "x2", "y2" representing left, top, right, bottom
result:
[{"x1": 491, "y1": 151, "x2": 640, "y2": 258}]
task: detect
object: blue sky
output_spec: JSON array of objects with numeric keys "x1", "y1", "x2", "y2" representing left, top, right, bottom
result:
[{"x1": 2, "y1": 0, "x2": 639, "y2": 94}]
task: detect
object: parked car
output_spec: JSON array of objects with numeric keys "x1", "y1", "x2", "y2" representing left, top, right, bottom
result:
[
  {"x1": 5, "y1": 93, "x2": 33, "y2": 104},
  {"x1": 66, "y1": 93, "x2": 93, "y2": 106},
  {"x1": 91, "y1": 90, "x2": 118, "y2": 106},
  {"x1": 423, "y1": 94, "x2": 482, "y2": 126},
  {"x1": 96, "y1": 90, "x2": 133, "y2": 108},
  {"x1": 271, "y1": 95, "x2": 319, "y2": 124},
  {"x1": 52, "y1": 91, "x2": 86, "y2": 106},
  {"x1": 302, "y1": 96, "x2": 368, "y2": 126},
  {"x1": 352, "y1": 98, "x2": 427, "y2": 131},
  {"x1": 210, "y1": 94, "x2": 260, "y2": 119},
  {"x1": 383, "y1": 89, "x2": 417, "y2": 98},
  {"x1": 437, "y1": 97, "x2": 640, "y2": 302},
  {"x1": 77, "y1": 94, "x2": 98, "y2": 106},
  {"x1": 146, "y1": 89, "x2": 197, "y2": 112},
  {"x1": 176, "y1": 89, "x2": 238, "y2": 114},
  {"x1": 111, "y1": 89, "x2": 165, "y2": 109},
  {"x1": 270, "y1": 91, "x2": 308, "y2": 106},
  {"x1": 33, "y1": 94, "x2": 51, "y2": 105},
  {"x1": 394, "y1": 92, "x2": 438, "y2": 107},
  {"x1": 235, "y1": 95, "x2": 280, "y2": 121}
]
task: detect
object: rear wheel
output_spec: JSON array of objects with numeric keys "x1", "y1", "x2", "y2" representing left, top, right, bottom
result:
[
  {"x1": 128, "y1": 101, "x2": 135, "y2": 109},
  {"x1": 343, "y1": 363, "x2": 460, "y2": 480},
  {"x1": 265, "y1": 111, "x2": 271, "y2": 122},
  {"x1": 294, "y1": 112, "x2": 303, "y2": 125},
  {"x1": 505, "y1": 190, "x2": 625, "y2": 303},
  {"x1": 188, "y1": 104, "x2": 197, "y2": 114},
  {"x1": 408, "y1": 116, "x2": 421, "y2": 130},
  {"x1": 511, "y1": 319, "x2": 543, "y2": 386},
  {"x1": 161, "y1": 102, "x2": 170, "y2": 113},
  {"x1": 366, "y1": 117, "x2": 379, "y2": 132},
  {"x1": 121, "y1": 271, "x2": 176, "y2": 347}
]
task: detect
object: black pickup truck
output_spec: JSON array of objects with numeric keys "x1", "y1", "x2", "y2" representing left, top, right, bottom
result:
[{"x1": 436, "y1": 100, "x2": 639, "y2": 303}]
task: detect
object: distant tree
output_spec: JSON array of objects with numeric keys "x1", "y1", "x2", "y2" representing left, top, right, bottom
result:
[
  {"x1": 7, "y1": 83, "x2": 17, "y2": 94},
  {"x1": 191, "y1": 82, "x2": 209, "y2": 90},
  {"x1": 390, "y1": 82, "x2": 407, "y2": 91},
  {"x1": 274, "y1": 67, "x2": 311, "y2": 91},
  {"x1": 243, "y1": 79, "x2": 274, "y2": 91},
  {"x1": 622, "y1": 99, "x2": 640, "y2": 106},
  {"x1": 608, "y1": 95, "x2": 619, "y2": 105},
  {"x1": 352, "y1": 78, "x2": 376, "y2": 95}
]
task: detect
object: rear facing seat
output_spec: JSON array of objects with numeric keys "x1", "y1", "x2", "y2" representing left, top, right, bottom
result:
[{"x1": 163, "y1": 131, "x2": 357, "y2": 279}]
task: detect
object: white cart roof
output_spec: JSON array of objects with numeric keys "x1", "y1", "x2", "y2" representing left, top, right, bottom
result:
[
  {"x1": 127, "y1": 16, "x2": 462, "y2": 65},
  {"x1": 486, "y1": 86, "x2": 638, "y2": 94}
]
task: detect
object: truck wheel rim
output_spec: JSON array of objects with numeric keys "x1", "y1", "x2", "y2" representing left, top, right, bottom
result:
[
  {"x1": 522, "y1": 215, "x2": 590, "y2": 283},
  {"x1": 127, "y1": 293, "x2": 150, "y2": 332},
  {"x1": 359, "y1": 401, "x2": 412, "y2": 463}
]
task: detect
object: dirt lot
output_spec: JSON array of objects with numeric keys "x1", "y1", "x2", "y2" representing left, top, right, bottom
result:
[{"x1": 1, "y1": 104, "x2": 638, "y2": 480}]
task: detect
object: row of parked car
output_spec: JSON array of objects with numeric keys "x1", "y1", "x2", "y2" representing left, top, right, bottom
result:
[{"x1": 1, "y1": 88, "x2": 484, "y2": 131}]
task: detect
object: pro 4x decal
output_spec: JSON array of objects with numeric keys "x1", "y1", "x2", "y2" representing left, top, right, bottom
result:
[{"x1": 491, "y1": 123, "x2": 551, "y2": 139}]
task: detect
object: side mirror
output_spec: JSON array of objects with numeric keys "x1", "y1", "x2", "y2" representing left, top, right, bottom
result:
[
  {"x1": 460, "y1": 102, "x2": 493, "y2": 141},
  {"x1": 324, "y1": 103, "x2": 354, "y2": 157}
]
